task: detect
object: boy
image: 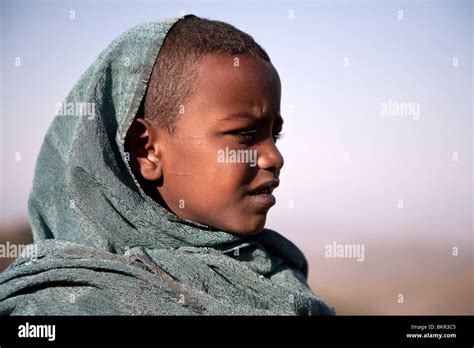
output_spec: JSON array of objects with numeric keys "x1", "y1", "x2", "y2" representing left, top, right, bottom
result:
[{"x1": 0, "y1": 15, "x2": 334, "y2": 315}]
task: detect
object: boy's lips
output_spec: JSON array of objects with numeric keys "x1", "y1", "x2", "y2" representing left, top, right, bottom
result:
[
  {"x1": 248, "y1": 178, "x2": 280, "y2": 195},
  {"x1": 248, "y1": 178, "x2": 279, "y2": 209},
  {"x1": 249, "y1": 192, "x2": 276, "y2": 208}
]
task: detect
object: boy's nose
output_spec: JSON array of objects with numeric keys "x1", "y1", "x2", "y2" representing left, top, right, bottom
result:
[{"x1": 256, "y1": 140, "x2": 284, "y2": 174}]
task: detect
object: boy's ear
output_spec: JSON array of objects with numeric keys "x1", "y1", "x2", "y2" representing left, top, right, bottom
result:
[{"x1": 126, "y1": 117, "x2": 163, "y2": 182}]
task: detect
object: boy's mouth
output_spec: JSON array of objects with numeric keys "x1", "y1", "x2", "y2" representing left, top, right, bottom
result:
[{"x1": 248, "y1": 179, "x2": 279, "y2": 208}]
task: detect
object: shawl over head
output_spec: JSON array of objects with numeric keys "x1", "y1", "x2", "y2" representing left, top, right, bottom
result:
[{"x1": 0, "y1": 16, "x2": 334, "y2": 315}]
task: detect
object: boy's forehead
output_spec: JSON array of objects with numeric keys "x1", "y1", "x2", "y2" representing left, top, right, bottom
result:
[
  {"x1": 196, "y1": 53, "x2": 279, "y2": 85},
  {"x1": 192, "y1": 53, "x2": 281, "y2": 119},
  {"x1": 219, "y1": 110, "x2": 284, "y2": 126}
]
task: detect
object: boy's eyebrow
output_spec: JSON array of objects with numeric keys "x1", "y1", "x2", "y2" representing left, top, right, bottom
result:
[{"x1": 219, "y1": 111, "x2": 284, "y2": 125}]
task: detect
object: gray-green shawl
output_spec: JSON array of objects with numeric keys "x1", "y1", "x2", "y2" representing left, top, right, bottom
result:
[{"x1": 0, "y1": 17, "x2": 334, "y2": 316}]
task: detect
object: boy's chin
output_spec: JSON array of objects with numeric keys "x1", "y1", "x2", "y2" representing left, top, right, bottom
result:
[
  {"x1": 178, "y1": 209, "x2": 268, "y2": 236},
  {"x1": 220, "y1": 216, "x2": 267, "y2": 236}
]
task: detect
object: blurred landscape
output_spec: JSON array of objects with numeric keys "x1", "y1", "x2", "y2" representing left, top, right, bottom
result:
[{"x1": 305, "y1": 240, "x2": 473, "y2": 315}]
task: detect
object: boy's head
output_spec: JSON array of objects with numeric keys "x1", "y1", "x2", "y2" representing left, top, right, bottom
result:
[{"x1": 126, "y1": 15, "x2": 284, "y2": 235}]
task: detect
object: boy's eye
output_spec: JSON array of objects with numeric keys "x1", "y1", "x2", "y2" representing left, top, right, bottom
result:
[
  {"x1": 272, "y1": 132, "x2": 284, "y2": 142},
  {"x1": 228, "y1": 128, "x2": 258, "y2": 141},
  {"x1": 238, "y1": 129, "x2": 258, "y2": 139},
  {"x1": 227, "y1": 129, "x2": 284, "y2": 143}
]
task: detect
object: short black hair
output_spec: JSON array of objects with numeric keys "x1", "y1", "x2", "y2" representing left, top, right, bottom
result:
[{"x1": 143, "y1": 15, "x2": 271, "y2": 133}]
